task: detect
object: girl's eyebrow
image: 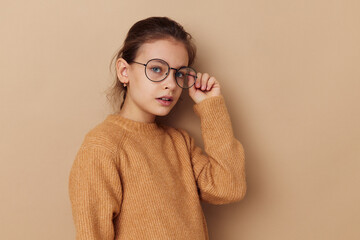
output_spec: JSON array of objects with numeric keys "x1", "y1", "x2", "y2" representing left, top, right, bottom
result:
[
  {"x1": 147, "y1": 57, "x2": 188, "y2": 69},
  {"x1": 173, "y1": 62, "x2": 189, "y2": 69},
  {"x1": 166, "y1": 62, "x2": 188, "y2": 69},
  {"x1": 172, "y1": 65, "x2": 188, "y2": 69}
]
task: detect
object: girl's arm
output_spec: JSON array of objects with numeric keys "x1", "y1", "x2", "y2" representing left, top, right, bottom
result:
[
  {"x1": 69, "y1": 144, "x2": 122, "y2": 239},
  {"x1": 185, "y1": 74, "x2": 246, "y2": 204}
]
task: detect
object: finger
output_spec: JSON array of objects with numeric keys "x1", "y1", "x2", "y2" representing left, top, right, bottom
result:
[
  {"x1": 201, "y1": 73, "x2": 210, "y2": 90},
  {"x1": 207, "y1": 77, "x2": 216, "y2": 91},
  {"x1": 196, "y1": 72, "x2": 202, "y2": 88}
]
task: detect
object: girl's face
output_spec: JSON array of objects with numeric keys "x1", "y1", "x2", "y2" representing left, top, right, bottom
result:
[{"x1": 120, "y1": 38, "x2": 189, "y2": 122}]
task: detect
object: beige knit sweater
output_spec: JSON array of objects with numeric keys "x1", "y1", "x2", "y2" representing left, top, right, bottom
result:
[{"x1": 68, "y1": 95, "x2": 246, "y2": 240}]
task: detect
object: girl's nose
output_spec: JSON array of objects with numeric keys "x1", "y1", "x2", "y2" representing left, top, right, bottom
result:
[{"x1": 162, "y1": 69, "x2": 178, "y2": 89}]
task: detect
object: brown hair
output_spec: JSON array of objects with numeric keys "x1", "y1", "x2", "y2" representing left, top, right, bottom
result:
[{"x1": 106, "y1": 16, "x2": 196, "y2": 112}]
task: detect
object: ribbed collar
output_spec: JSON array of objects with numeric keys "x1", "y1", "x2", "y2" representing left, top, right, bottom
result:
[{"x1": 105, "y1": 114, "x2": 165, "y2": 135}]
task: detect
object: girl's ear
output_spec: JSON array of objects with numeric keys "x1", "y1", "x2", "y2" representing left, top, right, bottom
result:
[{"x1": 116, "y1": 58, "x2": 129, "y2": 84}]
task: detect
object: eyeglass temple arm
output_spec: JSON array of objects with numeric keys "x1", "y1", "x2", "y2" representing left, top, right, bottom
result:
[{"x1": 131, "y1": 61, "x2": 146, "y2": 66}]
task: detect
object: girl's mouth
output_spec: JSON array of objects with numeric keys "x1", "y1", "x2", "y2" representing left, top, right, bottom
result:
[{"x1": 156, "y1": 97, "x2": 173, "y2": 106}]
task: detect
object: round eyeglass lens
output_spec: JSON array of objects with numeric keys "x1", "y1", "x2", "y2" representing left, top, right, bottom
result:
[
  {"x1": 145, "y1": 59, "x2": 169, "y2": 82},
  {"x1": 176, "y1": 67, "x2": 197, "y2": 88}
]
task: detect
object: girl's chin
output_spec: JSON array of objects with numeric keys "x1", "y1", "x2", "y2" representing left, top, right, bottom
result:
[
  {"x1": 154, "y1": 109, "x2": 172, "y2": 117},
  {"x1": 152, "y1": 99, "x2": 178, "y2": 117}
]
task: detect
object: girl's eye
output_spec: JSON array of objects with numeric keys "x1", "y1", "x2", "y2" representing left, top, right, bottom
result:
[
  {"x1": 151, "y1": 67, "x2": 162, "y2": 73},
  {"x1": 175, "y1": 72, "x2": 184, "y2": 78}
]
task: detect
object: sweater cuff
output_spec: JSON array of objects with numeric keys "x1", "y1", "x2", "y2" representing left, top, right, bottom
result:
[
  {"x1": 193, "y1": 95, "x2": 226, "y2": 117},
  {"x1": 192, "y1": 95, "x2": 235, "y2": 149}
]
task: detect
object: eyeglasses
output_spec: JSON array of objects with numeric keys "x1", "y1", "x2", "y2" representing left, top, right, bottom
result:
[{"x1": 130, "y1": 58, "x2": 197, "y2": 89}]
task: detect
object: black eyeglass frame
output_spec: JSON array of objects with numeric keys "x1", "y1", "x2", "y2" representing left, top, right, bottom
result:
[{"x1": 130, "y1": 58, "x2": 198, "y2": 89}]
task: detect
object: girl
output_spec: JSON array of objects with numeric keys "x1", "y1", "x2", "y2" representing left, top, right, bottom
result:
[{"x1": 69, "y1": 16, "x2": 246, "y2": 240}]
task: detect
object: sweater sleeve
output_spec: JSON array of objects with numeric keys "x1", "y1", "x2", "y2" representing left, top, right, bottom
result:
[
  {"x1": 186, "y1": 95, "x2": 246, "y2": 205},
  {"x1": 68, "y1": 143, "x2": 122, "y2": 240}
]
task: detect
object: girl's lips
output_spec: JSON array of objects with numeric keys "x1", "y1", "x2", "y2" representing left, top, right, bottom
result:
[{"x1": 156, "y1": 98, "x2": 173, "y2": 106}]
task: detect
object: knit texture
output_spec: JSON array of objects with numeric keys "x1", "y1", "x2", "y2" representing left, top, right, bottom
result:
[{"x1": 68, "y1": 95, "x2": 246, "y2": 240}]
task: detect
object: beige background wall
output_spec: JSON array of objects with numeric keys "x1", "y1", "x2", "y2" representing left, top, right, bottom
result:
[{"x1": 1, "y1": 0, "x2": 359, "y2": 239}]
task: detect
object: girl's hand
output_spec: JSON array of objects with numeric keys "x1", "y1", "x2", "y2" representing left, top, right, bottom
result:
[{"x1": 188, "y1": 72, "x2": 222, "y2": 104}]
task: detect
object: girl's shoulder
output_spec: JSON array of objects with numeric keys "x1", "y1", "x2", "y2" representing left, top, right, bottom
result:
[{"x1": 77, "y1": 117, "x2": 127, "y2": 154}]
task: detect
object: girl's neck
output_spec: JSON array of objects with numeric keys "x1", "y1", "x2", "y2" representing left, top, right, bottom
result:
[{"x1": 118, "y1": 105, "x2": 156, "y2": 123}]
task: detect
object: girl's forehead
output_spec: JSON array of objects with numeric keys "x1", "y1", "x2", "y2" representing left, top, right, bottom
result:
[{"x1": 136, "y1": 39, "x2": 189, "y2": 67}]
